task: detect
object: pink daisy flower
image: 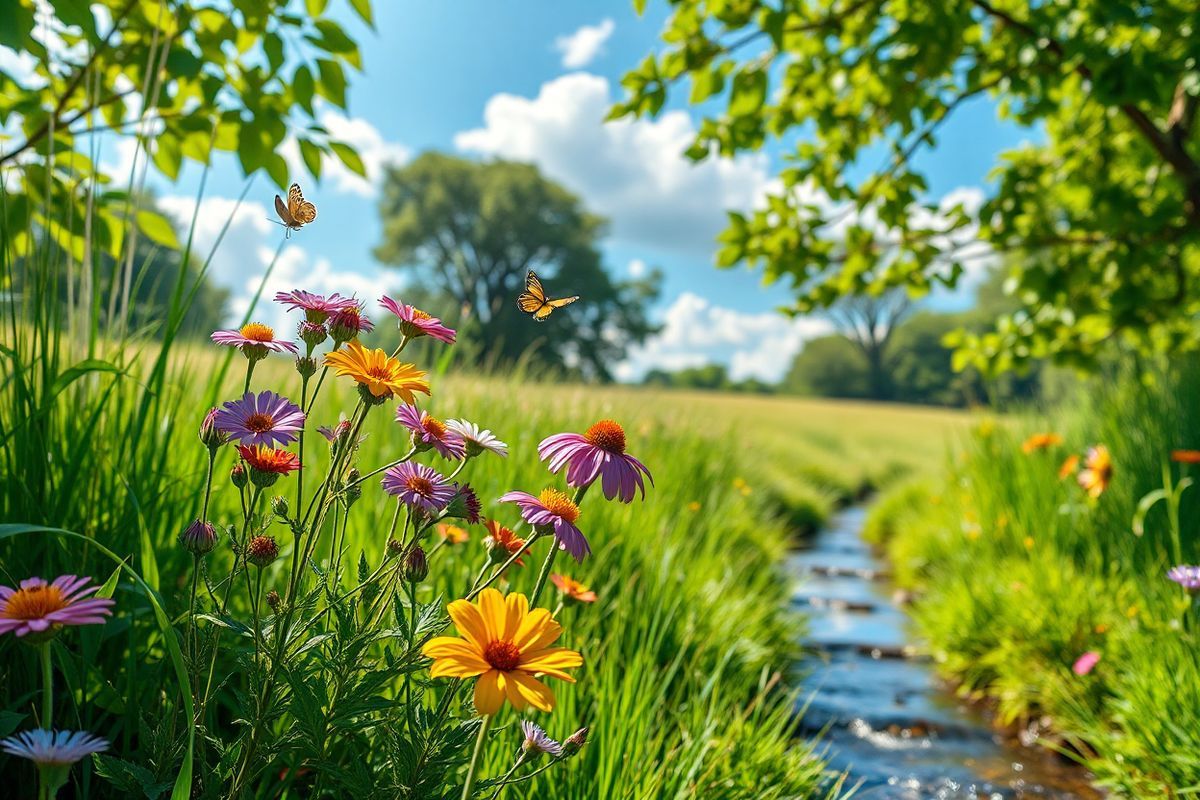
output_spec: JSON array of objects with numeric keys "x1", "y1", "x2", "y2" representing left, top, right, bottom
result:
[
  {"x1": 1, "y1": 728, "x2": 109, "y2": 765},
  {"x1": 396, "y1": 404, "x2": 466, "y2": 460},
  {"x1": 0, "y1": 576, "x2": 115, "y2": 638},
  {"x1": 211, "y1": 322, "x2": 298, "y2": 357},
  {"x1": 499, "y1": 488, "x2": 590, "y2": 562},
  {"x1": 382, "y1": 462, "x2": 456, "y2": 514},
  {"x1": 538, "y1": 419, "x2": 653, "y2": 503},
  {"x1": 274, "y1": 289, "x2": 358, "y2": 323},
  {"x1": 329, "y1": 302, "x2": 374, "y2": 343},
  {"x1": 214, "y1": 390, "x2": 305, "y2": 447},
  {"x1": 379, "y1": 296, "x2": 456, "y2": 344}
]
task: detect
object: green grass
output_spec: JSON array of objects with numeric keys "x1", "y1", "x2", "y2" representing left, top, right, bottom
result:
[{"x1": 866, "y1": 363, "x2": 1200, "y2": 797}]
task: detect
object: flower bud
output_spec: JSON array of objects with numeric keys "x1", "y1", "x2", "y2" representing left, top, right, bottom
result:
[
  {"x1": 298, "y1": 321, "x2": 328, "y2": 350},
  {"x1": 271, "y1": 495, "x2": 290, "y2": 520},
  {"x1": 294, "y1": 355, "x2": 318, "y2": 379},
  {"x1": 246, "y1": 535, "x2": 279, "y2": 568},
  {"x1": 179, "y1": 519, "x2": 217, "y2": 556},
  {"x1": 230, "y1": 463, "x2": 248, "y2": 489},
  {"x1": 402, "y1": 545, "x2": 428, "y2": 583},
  {"x1": 341, "y1": 468, "x2": 363, "y2": 508},
  {"x1": 563, "y1": 727, "x2": 589, "y2": 756},
  {"x1": 249, "y1": 466, "x2": 280, "y2": 489},
  {"x1": 386, "y1": 538, "x2": 404, "y2": 558},
  {"x1": 266, "y1": 589, "x2": 282, "y2": 612},
  {"x1": 198, "y1": 408, "x2": 228, "y2": 451},
  {"x1": 445, "y1": 484, "x2": 482, "y2": 525}
]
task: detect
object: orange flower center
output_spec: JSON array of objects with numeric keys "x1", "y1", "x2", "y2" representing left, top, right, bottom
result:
[
  {"x1": 3, "y1": 585, "x2": 67, "y2": 620},
  {"x1": 538, "y1": 488, "x2": 580, "y2": 524},
  {"x1": 366, "y1": 364, "x2": 395, "y2": 380},
  {"x1": 405, "y1": 476, "x2": 434, "y2": 497},
  {"x1": 411, "y1": 308, "x2": 432, "y2": 321},
  {"x1": 239, "y1": 322, "x2": 275, "y2": 342},
  {"x1": 422, "y1": 416, "x2": 447, "y2": 438},
  {"x1": 584, "y1": 419, "x2": 626, "y2": 453},
  {"x1": 483, "y1": 639, "x2": 522, "y2": 671},
  {"x1": 245, "y1": 412, "x2": 275, "y2": 433}
]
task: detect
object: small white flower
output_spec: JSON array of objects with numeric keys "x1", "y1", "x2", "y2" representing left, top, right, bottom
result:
[{"x1": 446, "y1": 419, "x2": 508, "y2": 458}]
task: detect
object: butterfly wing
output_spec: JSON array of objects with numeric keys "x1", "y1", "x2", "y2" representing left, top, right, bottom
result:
[
  {"x1": 533, "y1": 295, "x2": 579, "y2": 321},
  {"x1": 517, "y1": 270, "x2": 547, "y2": 314},
  {"x1": 295, "y1": 201, "x2": 317, "y2": 224},
  {"x1": 285, "y1": 183, "x2": 316, "y2": 227},
  {"x1": 274, "y1": 194, "x2": 296, "y2": 226}
]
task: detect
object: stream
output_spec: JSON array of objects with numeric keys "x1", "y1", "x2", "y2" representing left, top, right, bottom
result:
[{"x1": 790, "y1": 506, "x2": 1103, "y2": 799}]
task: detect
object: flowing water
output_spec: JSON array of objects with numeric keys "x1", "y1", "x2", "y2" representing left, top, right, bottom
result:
[{"x1": 791, "y1": 506, "x2": 1103, "y2": 799}]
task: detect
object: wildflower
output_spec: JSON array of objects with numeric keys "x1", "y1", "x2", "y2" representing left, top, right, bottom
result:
[
  {"x1": 324, "y1": 341, "x2": 430, "y2": 403},
  {"x1": 274, "y1": 289, "x2": 357, "y2": 323},
  {"x1": 402, "y1": 546, "x2": 429, "y2": 583},
  {"x1": 484, "y1": 520, "x2": 530, "y2": 567},
  {"x1": 230, "y1": 463, "x2": 248, "y2": 488},
  {"x1": 297, "y1": 321, "x2": 328, "y2": 350},
  {"x1": 438, "y1": 523, "x2": 470, "y2": 545},
  {"x1": 318, "y1": 417, "x2": 354, "y2": 444},
  {"x1": 1077, "y1": 445, "x2": 1112, "y2": 498},
  {"x1": 382, "y1": 462, "x2": 455, "y2": 514},
  {"x1": 379, "y1": 295, "x2": 456, "y2": 343},
  {"x1": 0, "y1": 576, "x2": 114, "y2": 639},
  {"x1": 539, "y1": 420, "x2": 652, "y2": 503},
  {"x1": 328, "y1": 302, "x2": 374, "y2": 344},
  {"x1": 520, "y1": 720, "x2": 563, "y2": 759},
  {"x1": 179, "y1": 519, "x2": 217, "y2": 556},
  {"x1": 198, "y1": 408, "x2": 228, "y2": 451},
  {"x1": 237, "y1": 444, "x2": 301, "y2": 487},
  {"x1": 446, "y1": 419, "x2": 508, "y2": 458},
  {"x1": 551, "y1": 574, "x2": 597, "y2": 604},
  {"x1": 387, "y1": 538, "x2": 405, "y2": 558},
  {"x1": 271, "y1": 495, "x2": 290, "y2": 520},
  {"x1": 266, "y1": 590, "x2": 282, "y2": 612},
  {"x1": 396, "y1": 404, "x2": 467, "y2": 460},
  {"x1": 562, "y1": 726, "x2": 589, "y2": 755},
  {"x1": 421, "y1": 588, "x2": 582, "y2": 715},
  {"x1": 446, "y1": 484, "x2": 482, "y2": 524},
  {"x1": 246, "y1": 535, "x2": 279, "y2": 568},
  {"x1": 211, "y1": 322, "x2": 298, "y2": 360},
  {"x1": 215, "y1": 391, "x2": 305, "y2": 448},
  {"x1": 1, "y1": 729, "x2": 109, "y2": 791},
  {"x1": 1072, "y1": 651, "x2": 1101, "y2": 676},
  {"x1": 1058, "y1": 454, "x2": 1080, "y2": 480},
  {"x1": 1172, "y1": 450, "x2": 1200, "y2": 464},
  {"x1": 1021, "y1": 432, "x2": 1063, "y2": 454},
  {"x1": 1168, "y1": 565, "x2": 1200, "y2": 594},
  {"x1": 500, "y1": 489, "x2": 589, "y2": 562}
]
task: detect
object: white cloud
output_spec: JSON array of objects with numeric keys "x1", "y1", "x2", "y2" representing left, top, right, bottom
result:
[
  {"x1": 454, "y1": 73, "x2": 771, "y2": 256},
  {"x1": 282, "y1": 109, "x2": 410, "y2": 198},
  {"x1": 627, "y1": 258, "x2": 647, "y2": 278},
  {"x1": 615, "y1": 292, "x2": 833, "y2": 383},
  {"x1": 554, "y1": 19, "x2": 615, "y2": 69}
]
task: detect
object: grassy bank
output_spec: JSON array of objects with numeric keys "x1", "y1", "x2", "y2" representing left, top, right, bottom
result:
[{"x1": 866, "y1": 365, "x2": 1200, "y2": 797}]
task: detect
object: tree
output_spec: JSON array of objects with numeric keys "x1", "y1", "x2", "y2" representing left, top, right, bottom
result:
[
  {"x1": 374, "y1": 153, "x2": 661, "y2": 380},
  {"x1": 784, "y1": 335, "x2": 869, "y2": 398},
  {"x1": 614, "y1": 1, "x2": 1200, "y2": 374},
  {"x1": 825, "y1": 289, "x2": 912, "y2": 400}
]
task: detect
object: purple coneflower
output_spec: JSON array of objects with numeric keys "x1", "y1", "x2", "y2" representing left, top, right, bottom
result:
[
  {"x1": 396, "y1": 404, "x2": 466, "y2": 460},
  {"x1": 215, "y1": 391, "x2": 305, "y2": 447},
  {"x1": 382, "y1": 462, "x2": 456, "y2": 514},
  {"x1": 538, "y1": 419, "x2": 653, "y2": 503},
  {"x1": 499, "y1": 489, "x2": 590, "y2": 562},
  {"x1": 446, "y1": 418, "x2": 508, "y2": 458},
  {"x1": 1168, "y1": 565, "x2": 1200, "y2": 594},
  {"x1": 274, "y1": 289, "x2": 358, "y2": 323},
  {"x1": 379, "y1": 296, "x2": 456, "y2": 343},
  {"x1": 211, "y1": 323, "x2": 298, "y2": 358},
  {"x1": 1, "y1": 728, "x2": 109, "y2": 765},
  {"x1": 520, "y1": 720, "x2": 563, "y2": 759},
  {"x1": 0, "y1": 576, "x2": 114, "y2": 639}
]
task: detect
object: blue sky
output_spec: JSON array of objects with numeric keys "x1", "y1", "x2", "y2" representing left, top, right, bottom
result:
[{"x1": 120, "y1": 1, "x2": 1033, "y2": 382}]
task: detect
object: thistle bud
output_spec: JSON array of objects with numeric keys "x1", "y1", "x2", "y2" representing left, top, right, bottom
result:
[
  {"x1": 386, "y1": 538, "x2": 404, "y2": 558},
  {"x1": 198, "y1": 408, "x2": 228, "y2": 451},
  {"x1": 246, "y1": 535, "x2": 279, "y2": 568},
  {"x1": 445, "y1": 484, "x2": 482, "y2": 525},
  {"x1": 271, "y1": 495, "x2": 290, "y2": 520},
  {"x1": 230, "y1": 463, "x2": 248, "y2": 489},
  {"x1": 298, "y1": 321, "x2": 328, "y2": 350},
  {"x1": 179, "y1": 519, "x2": 217, "y2": 556},
  {"x1": 294, "y1": 355, "x2": 318, "y2": 379},
  {"x1": 266, "y1": 589, "x2": 282, "y2": 612},
  {"x1": 341, "y1": 468, "x2": 363, "y2": 508},
  {"x1": 563, "y1": 727, "x2": 589, "y2": 756},
  {"x1": 402, "y1": 545, "x2": 428, "y2": 583}
]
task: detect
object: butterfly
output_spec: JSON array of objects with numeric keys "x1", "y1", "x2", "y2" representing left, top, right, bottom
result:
[
  {"x1": 517, "y1": 270, "x2": 579, "y2": 322},
  {"x1": 273, "y1": 183, "x2": 317, "y2": 237}
]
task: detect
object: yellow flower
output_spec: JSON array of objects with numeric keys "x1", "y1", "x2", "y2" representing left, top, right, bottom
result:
[
  {"x1": 1077, "y1": 445, "x2": 1112, "y2": 498},
  {"x1": 1021, "y1": 432, "x2": 1063, "y2": 454},
  {"x1": 323, "y1": 341, "x2": 430, "y2": 401},
  {"x1": 437, "y1": 523, "x2": 469, "y2": 545},
  {"x1": 422, "y1": 588, "x2": 582, "y2": 715}
]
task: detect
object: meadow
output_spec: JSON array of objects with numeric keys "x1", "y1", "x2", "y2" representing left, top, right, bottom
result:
[{"x1": 0, "y1": 283, "x2": 969, "y2": 798}]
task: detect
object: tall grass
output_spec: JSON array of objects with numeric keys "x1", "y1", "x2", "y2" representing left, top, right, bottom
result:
[{"x1": 866, "y1": 362, "x2": 1200, "y2": 797}]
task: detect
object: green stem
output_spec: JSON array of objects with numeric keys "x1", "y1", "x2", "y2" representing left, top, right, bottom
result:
[
  {"x1": 243, "y1": 356, "x2": 258, "y2": 394},
  {"x1": 468, "y1": 532, "x2": 546, "y2": 600},
  {"x1": 461, "y1": 714, "x2": 493, "y2": 800},
  {"x1": 528, "y1": 541, "x2": 559, "y2": 609}
]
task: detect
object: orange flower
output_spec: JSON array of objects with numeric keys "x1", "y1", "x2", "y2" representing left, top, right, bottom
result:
[
  {"x1": 551, "y1": 574, "x2": 597, "y2": 604},
  {"x1": 437, "y1": 523, "x2": 469, "y2": 545},
  {"x1": 1172, "y1": 450, "x2": 1200, "y2": 464},
  {"x1": 1077, "y1": 445, "x2": 1112, "y2": 498},
  {"x1": 237, "y1": 444, "x2": 300, "y2": 475},
  {"x1": 421, "y1": 589, "x2": 582, "y2": 715},
  {"x1": 1058, "y1": 454, "x2": 1080, "y2": 480},
  {"x1": 483, "y1": 520, "x2": 530, "y2": 567},
  {"x1": 323, "y1": 341, "x2": 430, "y2": 401},
  {"x1": 1021, "y1": 432, "x2": 1063, "y2": 454}
]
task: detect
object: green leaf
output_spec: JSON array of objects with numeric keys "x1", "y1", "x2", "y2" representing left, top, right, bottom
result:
[
  {"x1": 293, "y1": 65, "x2": 315, "y2": 114},
  {"x1": 316, "y1": 58, "x2": 347, "y2": 108},
  {"x1": 299, "y1": 138, "x2": 323, "y2": 179},
  {"x1": 49, "y1": 359, "x2": 123, "y2": 399},
  {"x1": 1132, "y1": 488, "x2": 1167, "y2": 537},
  {"x1": 348, "y1": 0, "x2": 374, "y2": 28},
  {"x1": 729, "y1": 68, "x2": 767, "y2": 117},
  {"x1": 330, "y1": 142, "x2": 366, "y2": 177},
  {"x1": 136, "y1": 210, "x2": 181, "y2": 249},
  {"x1": 305, "y1": 0, "x2": 328, "y2": 15}
]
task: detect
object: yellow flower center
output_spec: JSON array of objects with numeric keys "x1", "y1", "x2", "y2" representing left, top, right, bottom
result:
[
  {"x1": 4, "y1": 585, "x2": 67, "y2": 620},
  {"x1": 584, "y1": 419, "x2": 626, "y2": 453},
  {"x1": 483, "y1": 639, "x2": 522, "y2": 671},
  {"x1": 422, "y1": 416, "x2": 447, "y2": 438},
  {"x1": 366, "y1": 364, "x2": 395, "y2": 380},
  {"x1": 405, "y1": 476, "x2": 434, "y2": 497},
  {"x1": 245, "y1": 412, "x2": 275, "y2": 433},
  {"x1": 538, "y1": 488, "x2": 580, "y2": 524},
  {"x1": 239, "y1": 322, "x2": 275, "y2": 342},
  {"x1": 411, "y1": 308, "x2": 432, "y2": 321}
]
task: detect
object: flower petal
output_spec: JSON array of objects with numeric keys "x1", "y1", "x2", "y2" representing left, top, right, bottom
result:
[
  {"x1": 447, "y1": 599, "x2": 490, "y2": 649},
  {"x1": 474, "y1": 670, "x2": 506, "y2": 715},
  {"x1": 519, "y1": 646, "x2": 583, "y2": 681},
  {"x1": 508, "y1": 671, "x2": 556, "y2": 712}
]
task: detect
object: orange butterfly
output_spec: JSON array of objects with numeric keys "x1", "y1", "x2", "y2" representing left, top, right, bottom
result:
[
  {"x1": 273, "y1": 183, "x2": 317, "y2": 237},
  {"x1": 517, "y1": 270, "x2": 579, "y2": 322}
]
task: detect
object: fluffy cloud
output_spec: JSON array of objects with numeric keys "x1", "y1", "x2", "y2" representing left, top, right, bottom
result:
[
  {"x1": 281, "y1": 109, "x2": 410, "y2": 198},
  {"x1": 454, "y1": 73, "x2": 771, "y2": 256},
  {"x1": 554, "y1": 19, "x2": 615, "y2": 69},
  {"x1": 615, "y1": 292, "x2": 833, "y2": 383}
]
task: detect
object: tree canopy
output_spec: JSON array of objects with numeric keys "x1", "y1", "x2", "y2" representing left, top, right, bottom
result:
[
  {"x1": 374, "y1": 152, "x2": 661, "y2": 381},
  {"x1": 614, "y1": 0, "x2": 1200, "y2": 374}
]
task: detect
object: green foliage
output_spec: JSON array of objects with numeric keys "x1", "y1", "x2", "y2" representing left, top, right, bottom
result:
[
  {"x1": 642, "y1": 362, "x2": 774, "y2": 394},
  {"x1": 783, "y1": 335, "x2": 869, "y2": 399},
  {"x1": 616, "y1": 0, "x2": 1200, "y2": 374},
  {"x1": 374, "y1": 152, "x2": 662, "y2": 381}
]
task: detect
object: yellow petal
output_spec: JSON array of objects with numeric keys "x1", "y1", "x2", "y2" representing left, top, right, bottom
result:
[
  {"x1": 447, "y1": 599, "x2": 491, "y2": 649},
  {"x1": 476, "y1": 588, "x2": 507, "y2": 642},
  {"x1": 431, "y1": 656, "x2": 489, "y2": 678},
  {"x1": 512, "y1": 608, "x2": 561, "y2": 652},
  {"x1": 503, "y1": 673, "x2": 529, "y2": 710},
  {"x1": 519, "y1": 647, "x2": 582, "y2": 681},
  {"x1": 502, "y1": 593, "x2": 529, "y2": 641},
  {"x1": 508, "y1": 671, "x2": 556, "y2": 712},
  {"x1": 474, "y1": 670, "x2": 506, "y2": 716}
]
